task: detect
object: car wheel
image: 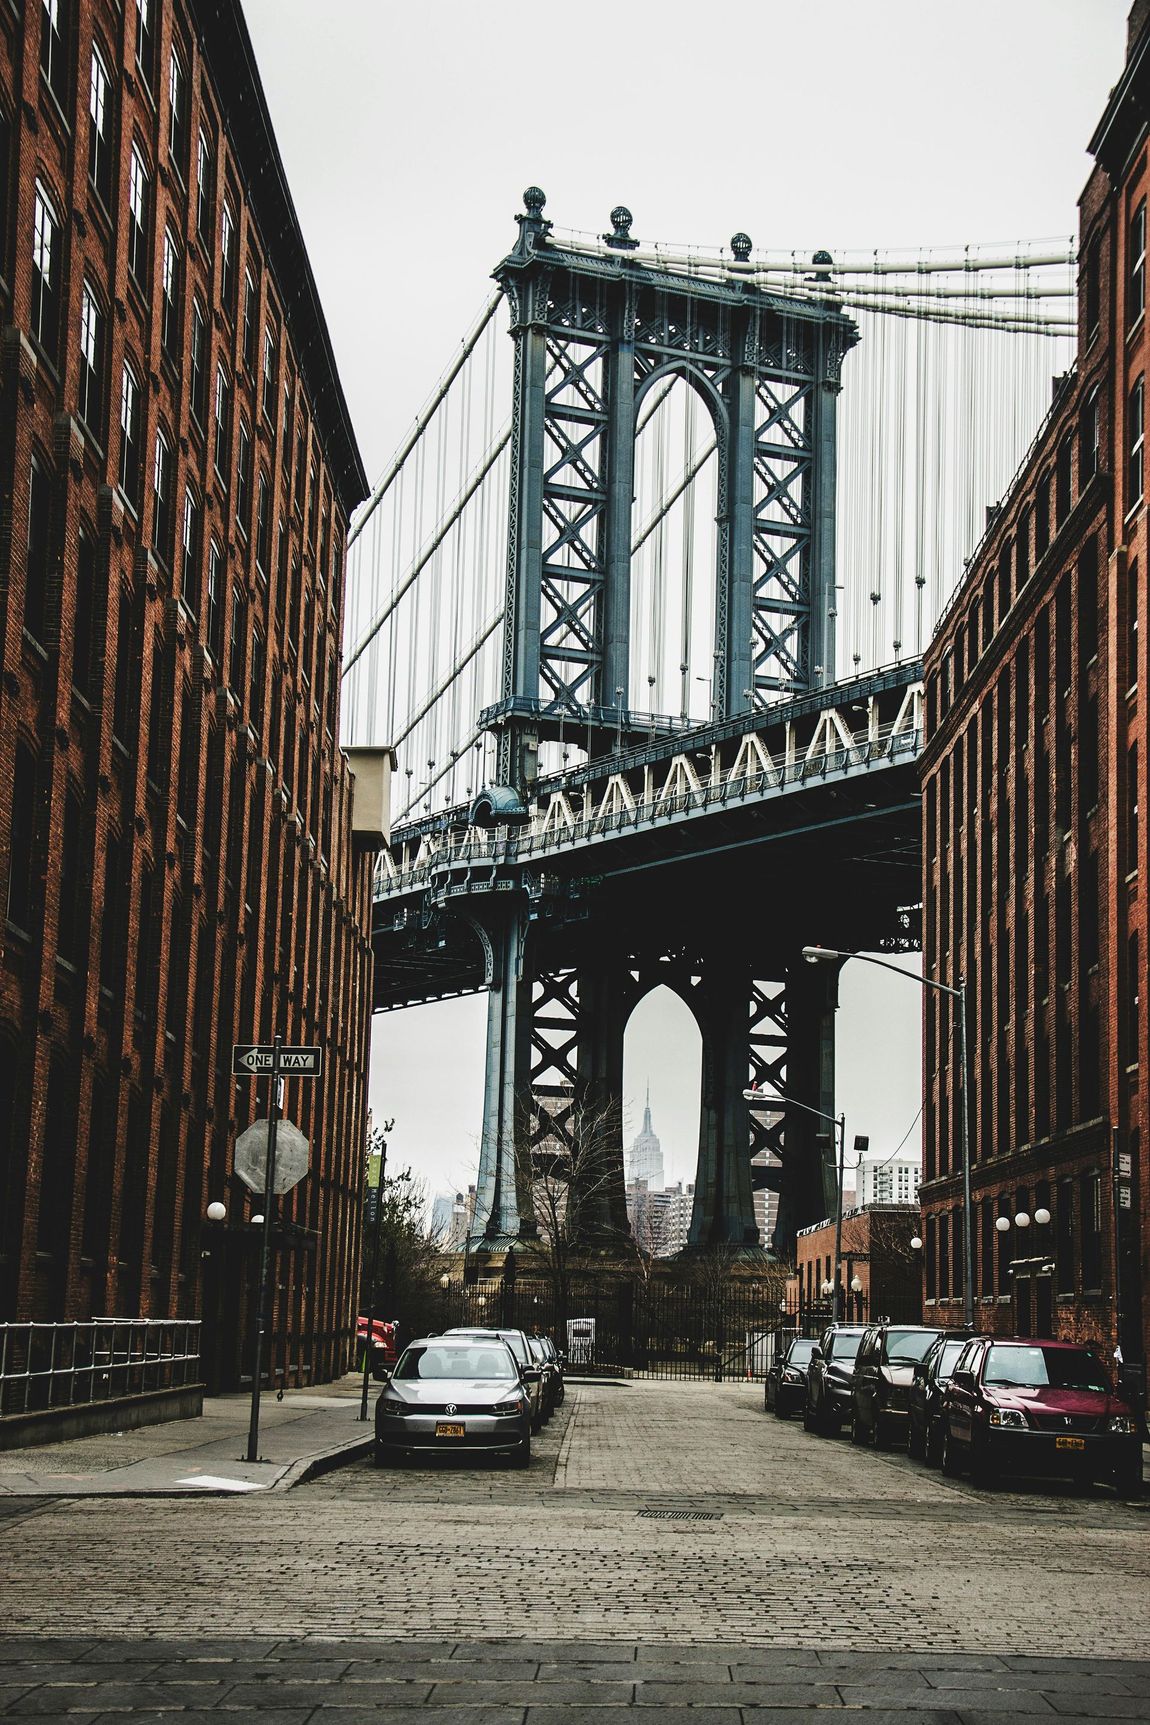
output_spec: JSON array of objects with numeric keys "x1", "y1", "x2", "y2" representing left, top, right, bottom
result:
[
  {"x1": 1114, "y1": 1461, "x2": 1142, "y2": 1498},
  {"x1": 940, "y1": 1422, "x2": 962, "y2": 1478},
  {"x1": 925, "y1": 1418, "x2": 942, "y2": 1469},
  {"x1": 764, "y1": 1382, "x2": 773, "y2": 1411},
  {"x1": 511, "y1": 1436, "x2": 531, "y2": 1468},
  {"x1": 968, "y1": 1435, "x2": 994, "y2": 1488},
  {"x1": 802, "y1": 1400, "x2": 815, "y2": 1432},
  {"x1": 373, "y1": 1442, "x2": 396, "y2": 1468},
  {"x1": 907, "y1": 1415, "x2": 924, "y2": 1461},
  {"x1": 773, "y1": 1400, "x2": 789, "y2": 1420},
  {"x1": 872, "y1": 1411, "x2": 890, "y2": 1450},
  {"x1": 850, "y1": 1405, "x2": 866, "y2": 1446}
]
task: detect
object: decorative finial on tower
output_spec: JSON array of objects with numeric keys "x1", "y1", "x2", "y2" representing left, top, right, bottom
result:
[
  {"x1": 515, "y1": 186, "x2": 552, "y2": 252},
  {"x1": 603, "y1": 205, "x2": 639, "y2": 250},
  {"x1": 809, "y1": 249, "x2": 835, "y2": 285},
  {"x1": 730, "y1": 232, "x2": 753, "y2": 261}
]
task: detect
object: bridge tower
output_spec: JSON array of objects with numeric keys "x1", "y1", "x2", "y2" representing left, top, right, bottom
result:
[{"x1": 470, "y1": 192, "x2": 859, "y2": 1259}]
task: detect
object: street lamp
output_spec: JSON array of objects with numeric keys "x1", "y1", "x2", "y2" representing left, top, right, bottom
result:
[
  {"x1": 206, "y1": 1201, "x2": 227, "y2": 1223},
  {"x1": 745, "y1": 1084, "x2": 847, "y2": 1320},
  {"x1": 802, "y1": 944, "x2": 974, "y2": 1329}
]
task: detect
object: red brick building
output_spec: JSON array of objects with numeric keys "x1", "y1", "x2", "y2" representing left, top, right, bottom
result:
[
  {"x1": 0, "y1": 0, "x2": 381, "y2": 1389},
  {"x1": 919, "y1": 5, "x2": 1148, "y2": 1391},
  {"x1": 791, "y1": 1206, "x2": 922, "y2": 1328}
]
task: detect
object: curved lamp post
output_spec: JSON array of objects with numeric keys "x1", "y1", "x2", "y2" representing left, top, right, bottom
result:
[
  {"x1": 802, "y1": 945, "x2": 973, "y2": 1330},
  {"x1": 745, "y1": 1084, "x2": 847, "y2": 1320}
]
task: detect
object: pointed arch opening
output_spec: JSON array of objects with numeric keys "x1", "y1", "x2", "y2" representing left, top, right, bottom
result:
[{"x1": 622, "y1": 982, "x2": 702, "y2": 1256}]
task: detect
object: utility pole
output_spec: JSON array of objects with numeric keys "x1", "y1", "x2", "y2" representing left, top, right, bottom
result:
[
  {"x1": 359, "y1": 1119, "x2": 394, "y2": 1422},
  {"x1": 246, "y1": 1034, "x2": 281, "y2": 1464}
]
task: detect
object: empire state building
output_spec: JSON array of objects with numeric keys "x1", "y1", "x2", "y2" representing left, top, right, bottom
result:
[{"x1": 628, "y1": 1088, "x2": 665, "y2": 1189}]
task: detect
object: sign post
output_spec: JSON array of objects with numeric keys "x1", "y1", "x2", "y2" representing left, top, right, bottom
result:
[{"x1": 246, "y1": 1034, "x2": 281, "y2": 1463}]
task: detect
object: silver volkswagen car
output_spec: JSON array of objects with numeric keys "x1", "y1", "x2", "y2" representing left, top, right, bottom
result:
[{"x1": 374, "y1": 1335, "x2": 532, "y2": 1467}]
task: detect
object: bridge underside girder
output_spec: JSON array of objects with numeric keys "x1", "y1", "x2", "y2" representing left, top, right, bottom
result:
[{"x1": 371, "y1": 764, "x2": 920, "y2": 1260}]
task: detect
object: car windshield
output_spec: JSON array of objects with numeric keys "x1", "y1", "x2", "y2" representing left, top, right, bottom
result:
[
  {"x1": 829, "y1": 1332, "x2": 862, "y2": 1360},
  {"x1": 937, "y1": 1340, "x2": 966, "y2": 1378},
  {"x1": 787, "y1": 1339, "x2": 816, "y2": 1365},
  {"x1": 450, "y1": 1329, "x2": 529, "y2": 1365},
  {"x1": 884, "y1": 1329, "x2": 938, "y2": 1365},
  {"x1": 983, "y1": 1345, "x2": 1110, "y2": 1393},
  {"x1": 393, "y1": 1344, "x2": 517, "y2": 1381}
]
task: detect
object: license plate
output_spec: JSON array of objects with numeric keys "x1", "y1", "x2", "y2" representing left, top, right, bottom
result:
[
  {"x1": 1055, "y1": 1435, "x2": 1086, "y2": 1451},
  {"x1": 435, "y1": 1422, "x2": 465, "y2": 1439}
]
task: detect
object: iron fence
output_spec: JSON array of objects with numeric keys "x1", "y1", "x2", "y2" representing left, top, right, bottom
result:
[{"x1": 0, "y1": 1320, "x2": 202, "y2": 1417}]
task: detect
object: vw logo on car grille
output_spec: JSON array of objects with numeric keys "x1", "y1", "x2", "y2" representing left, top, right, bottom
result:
[
  {"x1": 1064, "y1": 1415, "x2": 1073, "y2": 1427},
  {"x1": 445, "y1": 1403, "x2": 457, "y2": 1415}
]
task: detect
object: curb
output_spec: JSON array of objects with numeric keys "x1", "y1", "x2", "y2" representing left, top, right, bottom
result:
[{"x1": 275, "y1": 1432, "x2": 375, "y2": 1490}]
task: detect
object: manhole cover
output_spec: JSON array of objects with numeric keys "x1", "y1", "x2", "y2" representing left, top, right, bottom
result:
[{"x1": 638, "y1": 1507, "x2": 723, "y2": 1521}]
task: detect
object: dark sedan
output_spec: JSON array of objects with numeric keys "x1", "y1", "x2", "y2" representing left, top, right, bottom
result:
[
  {"x1": 765, "y1": 1336, "x2": 817, "y2": 1418},
  {"x1": 941, "y1": 1336, "x2": 1142, "y2": 1493},
  {"x1": 907, "y1": 1331, "x2": 970, "y2": 1465},
  {"x1": 850, "y1": 1323, "x2": 943, "y2": 1449},
  {"x1": 375, "y1": 1336, "x2": 533, "y2": 1467},
  {"x1": 803, "y1": 1324, "x2": 867, "y2": 1435}
]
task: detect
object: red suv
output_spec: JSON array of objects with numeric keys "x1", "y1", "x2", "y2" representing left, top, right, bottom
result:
[{"x1": 940, "y1": 1335, "x2": 1141, "y2": 1495}]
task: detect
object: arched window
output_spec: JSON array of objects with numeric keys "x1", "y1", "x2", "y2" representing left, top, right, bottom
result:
[
  {"x1": 25, "y1": 453, "x2": 52, "y2": 644},
  {"x1": 40, "y1": 0, "x2": 69, "y2": 107},
  {"x1": 181, "y1": 486, "x2": 202, "y2": 617},
  {"x1": 31, "y1": 179, "x2": 61, "y2": 359},
  {"x1": 213, "y1": 362, "x2": 231, "y2": 479},
  {"x1": 127, "y1": 144, "x2": 150, "y2": 288},
  {"x1": 134, "y1": 0, "x2": 156, "y2": 89},
  {"x1": 118, "y1": 360, "x2": 142, "y2": 505},
  {"x1": 88, "y1": 43, "x2": 113, "y2": 204},
  {"x1": 1128, "y1": 376, "x2": 1145, "y2": 514},
  {"x1": 6, "y1": 744, "x2": 39, "y2": 933},
  {"x1": 219, "y1": 198, "x2": 237, "y2": 316},
  {"x1": 189, "y1": 299, "x2": 207, "y2": 425},
  {"x1": 78, "y1": 280, "x2": 106, "y2": 436},
  {"x1": 152, "y1": 425, "x2": 173, "y2": 562},
  {"x1": 160, "y1": 227, "x2": 181, "y2": 362},
  {"x1": 168, "y1": 42, "x2": 189, "y2": 173}
]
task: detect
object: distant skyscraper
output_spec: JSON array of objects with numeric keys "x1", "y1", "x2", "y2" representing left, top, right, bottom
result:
[{"x1": 628, "y1": 1087, "x2": 664, "y2": 1188}]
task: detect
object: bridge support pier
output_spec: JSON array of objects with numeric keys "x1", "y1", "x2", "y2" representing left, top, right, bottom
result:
[
  {"x1": 774, "y1": 953, "x2": 842, "y2": 1256},
  {"x1": 572, "y1": 954, "x2": 631, "y2": 1245},
  {"x1": 688, "y1": 951, "x2": 763, "y2": 1254},
  {"x1": 472, "y1": 904, "x2": 532, "y2": 1252}
]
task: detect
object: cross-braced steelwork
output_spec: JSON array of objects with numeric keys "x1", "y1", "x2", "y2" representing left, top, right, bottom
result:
[{"x1": 350, "y1": 194, "x2": 1077, "y2": 1268}]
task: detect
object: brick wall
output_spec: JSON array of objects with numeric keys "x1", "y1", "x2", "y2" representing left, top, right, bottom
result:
[{"x1": 0, "y1": 0, "x2": 376, "y2": 1389}]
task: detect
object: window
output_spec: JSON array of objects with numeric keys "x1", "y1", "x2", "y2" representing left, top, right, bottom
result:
[
  {"x1": 1035, "y1": 471, "x2": 1051, "y2": 557},
  {"x1": 980, "y1": 1198, "x2": 994, "y2": 1296},
  {"x1": 219, "y1": 200, "x2": 236, "y2": 316},
  {"x1": 0, "y1": 107, "x2": 9, "y2": 285},
  {"x1": 6, "y1": 747, "x2": 39, "y2": 933},
  {"x1": 181, "y1": 488, "x2": 200, "y2": 615},
  {"x1": 152, "y1": 427, "x2": 173, "y2": 563},
  {"x1": 1129, "y1": 559, "x2": 1140, "y2": 691},
  {"x1": 1128, "y1": 378, "x2": 1144, "y2": 513},
  {"x1": 1128, "y1": 744, "x2": 1139, "y2": 874},
  {"x1": 88, "y1": 45, "x2": 113, "y2": 204},
  {"x1": 1056, "y1": 1179, "x2": 1075, "y2": 1293},
  {"x1": 113, "y1": 589, "x2": 133, "y2": 742},
  {"x1": 118, "y1": 362, "x2": 142, "y2": 506},
  {"x1": 195, "y1": 127, "x2": 214, "y2": 243},
  {"x1": 213, "y1": 364, "x2": 231, "y2": 479},
  {"x1": 1080, "y1": 1171, "x2": 1103, "y2": 1291},
  {"x1": 1055, "y1": 434, "x2": 1073, "y2": 526},
  {"x1": 236, "y1": 421, "x2": 252, "y2": 536},
  {"x1": 255, "y1": 473, "x2": 270, "y2": 574},
  {"x1": 135, "y1": 0, "x2": 156, "y2": 89},
  {"x1": 73, "y1": 532, "x2": 94, "y2": 695},
  {"x1": 262, "y1": 326, "x2": 277, "y2": 422},
  {"x1": 206, "y1": 539, "x2": 224, "y2": 661},
  {"x1": 229, "y1": 589, "x2": 246, "y2": 691},
  {"x1": 242, "y1": 269, "x2": 257, "y2": 372},
  {"x1": 127, "y1": 144, "x2": 150, "y2": 289},
  {"x1": 189, "y1": 300, "x2": 207, "y2": 425},
  {"x1": 25, "y1": 456, "x2": 52, "y2": 644},
  {"x1": 40, "y1": 0, "x2": 68, "y2": 108},
  {"x1": 31, "y1": 180, "x2": 60, "y2": 360},
  {"x1": 160, "y1": 228, "x2": 181, "y2": 363},
  {"x1": 78, "y1": 282, "x2": 105, "y2": 436},
  {"x1": 1080, "y1": 389, "x2": 1100, "y2": 483},
  {"x1": 248, "y1": 627, "x2": 265, "y2": 729},
  {"x1": 1128, "y1": 933, "x2": 1141, "y2": 1067},
  {"x1": 57, "y1": 794, "x2": 83, "y2": 965},
  {"x1": 168, "y1": 45, "x2": 188, "y2": 173},
  {"x1": 177, "y1": 687, "x2": 197, "y2": 821},
  {"x1": 1084, "y1": 237, "x2": 1100, "y2": 340},
  {"x1": 1130, "y1": 199, "x2": 1146, "y2": 328}
]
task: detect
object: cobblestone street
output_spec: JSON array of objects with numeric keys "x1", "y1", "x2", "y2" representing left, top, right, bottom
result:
[{"x1": 0, "y1": 1380, "x2": 1146, "y2": 1703}]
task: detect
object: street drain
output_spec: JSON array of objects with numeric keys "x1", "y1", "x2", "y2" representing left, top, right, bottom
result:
[{"x1": 639, "y1": 1507, "x2": 723, "y2": 1521}]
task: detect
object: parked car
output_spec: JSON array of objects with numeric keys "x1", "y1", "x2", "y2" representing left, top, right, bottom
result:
[
  {"x1": 850, "y1": 1323, "x2": 944, "y2": 1449},
  {"x1": 940, "y1": 1336, "x2": 1142, "y2": 1494},
  {"x1": 803, "y1": 1323, "x2": 867, "y2": 1435},
  {"x1": 374, "y1": 1334, "x2": 532, "y2": 1467},
  {"x1": 765, "y1": 1336, "x2": 817, "y2": 1418},
  {"x1": 526, "y1": 1333, "x2": 559, "y2": 1417},
  {"x1": 536, "y1": 1333, "x2": 565, "y2": 1403},
  {"x1": 357, "y1": 1316, "x2": 399, "y2": 1380},
  {"x1": 445, "y1": 1327, "x2": 546, "y2": 1430},
  {"x1": 907, "y1": 1331, "x2": 971, "y2": 1465}
]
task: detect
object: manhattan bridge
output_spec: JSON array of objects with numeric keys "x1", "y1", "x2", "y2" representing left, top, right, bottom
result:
[{"x1": 341, "y1": 191, "x2": 1075, "y2": 1263}]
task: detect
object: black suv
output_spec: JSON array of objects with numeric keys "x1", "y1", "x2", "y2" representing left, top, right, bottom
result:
[
  {"x1": 907, "y1": 1330, "x2": 971, "y2": 1465},
  {"x1": 850, "y1": 1323, "x2": 943, "y2": 1449},
  {"x1": 803, "y1": 1324, "x2": 867, "y2": 1435},
  {"x1": 765, "y1": 1335, "x2": 817, "y2": 1418}
]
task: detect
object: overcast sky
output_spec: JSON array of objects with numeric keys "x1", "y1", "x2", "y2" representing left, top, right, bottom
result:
[{"x1": 244, "y1": 0, "x2": 1127, "y2": 1203}]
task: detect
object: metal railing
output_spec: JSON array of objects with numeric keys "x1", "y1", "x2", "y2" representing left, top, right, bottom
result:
[{"x1": 0, "y1": 1320, "x2": 202, "y2": 1418}]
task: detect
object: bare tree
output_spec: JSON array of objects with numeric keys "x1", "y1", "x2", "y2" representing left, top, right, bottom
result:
[{"x1": 513, "y1": 1086, "x2": 630, "y2": 1336}]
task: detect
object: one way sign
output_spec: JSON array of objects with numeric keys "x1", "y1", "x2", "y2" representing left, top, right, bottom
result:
[{"x1": 232, "y1": 1044, "x2": 323, "y2": 1077}]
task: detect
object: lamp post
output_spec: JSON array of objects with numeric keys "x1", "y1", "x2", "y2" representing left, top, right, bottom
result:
[
  {"x1": 802, "y1": 945, "x2": 973, "y2": 1330},
  {"x1": 745, "y1": 1085, "x2": 847, "y2": 1320}
]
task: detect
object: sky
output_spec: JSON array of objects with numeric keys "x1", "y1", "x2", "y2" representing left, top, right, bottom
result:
[{"x1": 243, "y1": 0, "x2": 1128, "y2": 1204}]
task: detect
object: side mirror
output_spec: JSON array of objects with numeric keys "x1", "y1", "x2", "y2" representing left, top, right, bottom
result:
[
  {"x1": 809, "y1": 1346, "x2": 823, "y2": 1363},
  {"x1": 521, "y1": 1366, "x2": 541, "y2": 1383},
  {"x1": 950, "y1": 1369, "x2": 974, "y2": 1390}
]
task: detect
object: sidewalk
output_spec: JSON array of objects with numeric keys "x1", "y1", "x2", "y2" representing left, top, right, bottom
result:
[{"x1": 0, "y1": 1374, "x2": 374, "y2": 1497}]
